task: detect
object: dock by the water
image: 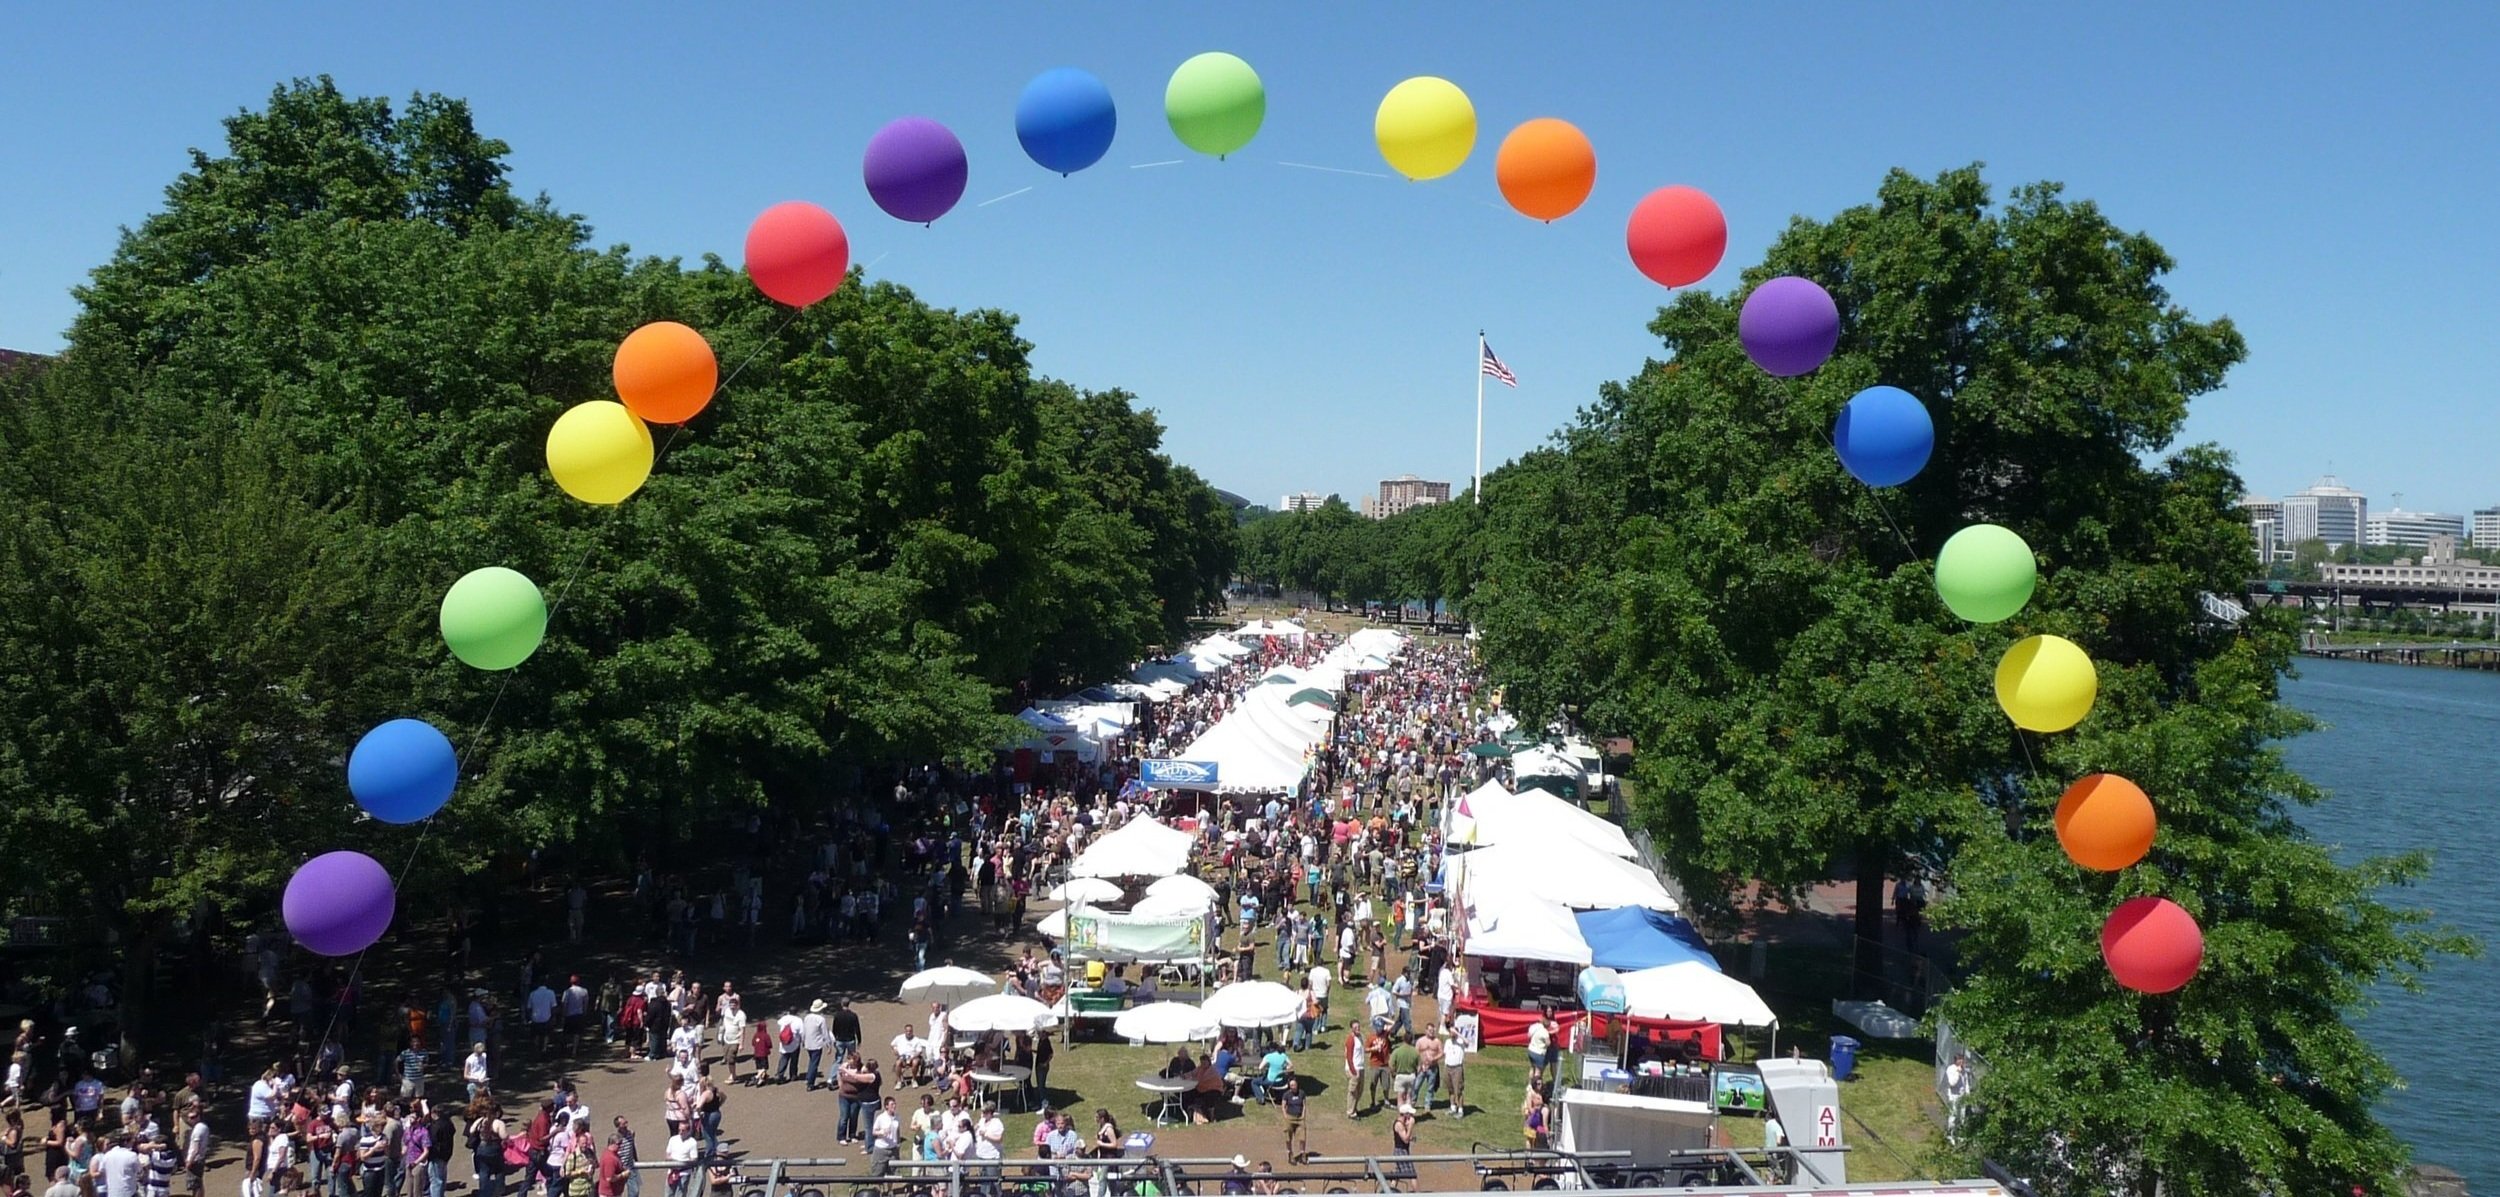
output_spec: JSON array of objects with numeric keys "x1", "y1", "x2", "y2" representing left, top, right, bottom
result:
[{"x1": 2300, "y1": 637, "x2": 2500, "y2": 670}]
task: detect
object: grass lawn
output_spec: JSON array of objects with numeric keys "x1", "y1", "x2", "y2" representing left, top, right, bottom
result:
[{"x1": 1737, "y1": 941, "x2": 1952, "y2": 1182}]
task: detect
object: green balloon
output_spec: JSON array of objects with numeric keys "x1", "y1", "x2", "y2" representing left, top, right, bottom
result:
[
  {"x1": 439, "y1": 566, "x2": 548, "y2": 671},
  {"x1": 1935, "y1": 524, "x2": 2036, "y2": 623},
  {"x1": 1165, "y1": 51, "x2": 1265, "y2": 158}
]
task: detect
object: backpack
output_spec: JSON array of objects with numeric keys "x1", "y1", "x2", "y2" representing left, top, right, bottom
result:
[{"x1": 778, "y1": 1024, "x2": 795, "y2": 1048}]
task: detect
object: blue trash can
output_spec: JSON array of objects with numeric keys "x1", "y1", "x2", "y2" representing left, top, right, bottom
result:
[{"x1": 1829, "y1": 1035, "x2": 1861, "y2": 1081}]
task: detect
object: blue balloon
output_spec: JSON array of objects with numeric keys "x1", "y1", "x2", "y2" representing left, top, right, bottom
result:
[
  {"x1": 1016, "y1": 68, "x2": 1117, "y2": 175},
  {"x1": 348, "y1": 718, "x2": 457, "y2": 824},
  {"x1": 1832, "y1": 385, "x2": 1934, "y2": 487}
]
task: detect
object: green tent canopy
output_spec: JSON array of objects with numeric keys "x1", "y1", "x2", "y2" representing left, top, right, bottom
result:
[{"x1": 1287, "y1": 688, "x2": 1335, "y2": 708}]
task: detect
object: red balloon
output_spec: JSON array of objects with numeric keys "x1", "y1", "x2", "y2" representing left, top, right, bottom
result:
[
  {"x1": 744, "y1": 202, "x2": 850, "y2": 307},
  {"x1": 1625, "y1": 185, "x2": 1726, "y2": 288},
  {"x1": 2100, "y1": 896, "x2": 2204, "y2": 994}
]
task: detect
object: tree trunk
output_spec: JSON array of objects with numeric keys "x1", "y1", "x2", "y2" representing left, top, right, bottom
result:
[
  {"x1": 1851, "y1": 847, "x2": 1886, "y2": 1000},
  {"x1": 119, "y1": 924, "x2": 162, "y2": 1074}
]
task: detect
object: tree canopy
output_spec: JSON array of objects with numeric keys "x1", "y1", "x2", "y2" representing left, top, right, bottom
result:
[
  {"x1": 1459, "y1": 165, "x2": 2468, "y2": 1193},
  {"x1": 0, "y1": 79, "x2": 1234, "y2": 1043}
]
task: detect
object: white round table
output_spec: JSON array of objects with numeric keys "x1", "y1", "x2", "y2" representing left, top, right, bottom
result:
[{"x1": 1132, "y1": 1074, "x2": 1192, "y2": 1126}]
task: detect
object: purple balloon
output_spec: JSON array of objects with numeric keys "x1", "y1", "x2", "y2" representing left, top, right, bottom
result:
[
  {"x1": 283, "y1": 850, "x2": 396, "y2": 957},
  {"x1": 1738, "y1": 276, "x2": 1841, "y2": 377},
  {"x1": 863, "y1": 117, "x2": 968, "y2": 225}
]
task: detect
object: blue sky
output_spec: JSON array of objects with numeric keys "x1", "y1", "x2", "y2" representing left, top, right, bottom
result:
[{"x1": 4, "y1": 2, "x2": 2495, "y2": 514}]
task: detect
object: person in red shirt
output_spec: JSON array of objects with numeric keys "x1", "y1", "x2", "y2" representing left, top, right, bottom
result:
[{"x1": 594, "y1": 1138, "x2": 625, "y2": 1197}]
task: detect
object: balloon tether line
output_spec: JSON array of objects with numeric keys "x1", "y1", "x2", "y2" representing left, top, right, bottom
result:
[{"x1": 303, "y1": 303, "x2": 803, "y2": 1057}]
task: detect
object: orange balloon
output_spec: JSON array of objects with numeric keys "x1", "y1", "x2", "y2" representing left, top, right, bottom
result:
[
  {"x1": 612, "y1": 322, "x2": 718, "y2": 425},
  {"x1": 1495, "y1": 118, "x2": 1597, "y2": 222},
  {"x1": 2054, "y1": 773, "x2": 2155, "y2": 871}
]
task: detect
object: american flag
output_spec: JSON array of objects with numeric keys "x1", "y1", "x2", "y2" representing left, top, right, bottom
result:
[{"x1": 1480, "y1": 341, "x2": 1517, "y2": 388}]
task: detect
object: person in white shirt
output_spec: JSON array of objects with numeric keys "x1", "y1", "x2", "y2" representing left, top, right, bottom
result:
[
  {"x1": 799, "y1": 1002, "x2": 834, "y2": 1091},
  {"x1": 1307, "y1": 964, "x2": 1331, "y2": 1030},
  {"x1": 772, "y1": 1014, "x2": 803, "y2": 1085},
  {"x1": 1442, "y1": 1032, "x2": 1467, "y2": 1118},
  {"x1": 463, "y1": 1044, "x2": 490, "y2": 1101},
  {"x1": 971, "y1": 1106, "x2": 1004, "y2": 1181},
  {"x1": 716, "y1": 999, "x2": 748, "y2": 1084},
  {"x1": 664, "y1": 1129, "x2": 700, "y2": 1197},
  {"x1": 867, "y1": 1098, "x2": 901, "y2": 1174},
  {"x1": 889, "y1": 1028, "x2": 928, "y2": 1088},
  {"x1": 96, "y1": 1137, "x2": 144, "y2": 1197},
  {"x1": 526, "y1": 984, "x2": 557, "y2": 1056}
]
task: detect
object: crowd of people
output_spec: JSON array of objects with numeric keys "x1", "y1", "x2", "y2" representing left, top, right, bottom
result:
[{"x1": 3, "y1": 617, "x2": 1582, "y2": 1197}]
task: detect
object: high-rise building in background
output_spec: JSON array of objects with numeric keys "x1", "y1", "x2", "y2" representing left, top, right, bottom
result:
[
  {"x1": 2238, "y1": 496, "x2": 2284, "y2": 565},
  {"x1": 2364, "y1": 508, "x2": 2467, "y2": 550},
  {"x1": 2473, "y1": 507, "x2": 2500, "y2": 552},
  {"x1": 1279, "y1": 491, "x2": 1328, "y2": 514},
  {"x1": 2281, "y1": 476, "x2": 2367, "y2": 548},
  {"x1": 1362, "y1": 474, "x2": 1452, "y2": 520}
]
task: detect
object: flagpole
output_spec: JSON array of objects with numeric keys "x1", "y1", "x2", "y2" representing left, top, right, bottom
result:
[{"x1": 1474, "y1": 330, "x2": 1485, "y2": 505}]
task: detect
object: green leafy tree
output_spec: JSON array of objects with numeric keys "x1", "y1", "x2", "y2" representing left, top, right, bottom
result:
[
  {"x1": 0, "y1": 79, "x2": 1230, "y2": 1052},
  {"x1": 1466, "y1": 165, "x2": 2466, "y2": 1192}
]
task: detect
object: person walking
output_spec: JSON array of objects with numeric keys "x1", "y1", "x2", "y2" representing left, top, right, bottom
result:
[
  {"x1": 828, "y1": 1002, "x2": 862, "y2": 1081},
  {"x1": 1279, "y1": 1081, "x2": 1306, "y2": 1165},
  {"x1": 770, "y1": 1015, "x2": 801, "y2": 1086},
  {"x1": 867, "y1": 1099, "x2": 899, "y2": 1176},
  {"x1": 799, "y1": 1006, "x2": 832, "y2": 1091}
]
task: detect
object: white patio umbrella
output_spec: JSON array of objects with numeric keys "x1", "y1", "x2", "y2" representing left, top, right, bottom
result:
[
  {"x1": 1203, "y1": 981, "x2": 1302, "y2": 1029},
  {"x1": 948, "y1": 993, "x2": 1060, "y2": 1034},
  {"x1": 1112, "y1": 1001, "x2": 1219, "y2": 1044},
  {"x1": 1047, "y1": 877, "x2": 1123, "y2": 905},
  {"x1": 1130, "y1": 890, "x2": 1211, "y2": 919},
  {"x1": 1037, "y1": 904, "x2": 1097, "y2": 940},
  {"x1": 1144, "y1": 874, "x2": 1219, "y2": 906},
  {"x1": 898, "y1": 966, "x2": 996, "y2": 1010}
]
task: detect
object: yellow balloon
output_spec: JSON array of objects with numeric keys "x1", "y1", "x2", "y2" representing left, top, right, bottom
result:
[
  {"x1": 1374, "y1": 76, "x2": 1477, "y2": 181},
  {"x1": 1993, "y1": 634, "x2": 2098, "y2": 732},
  {"x1": 545, "y1": 400, "x2": 654, "y2": 505}
]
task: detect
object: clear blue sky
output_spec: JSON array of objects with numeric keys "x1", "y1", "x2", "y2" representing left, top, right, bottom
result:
[{"x1": 4, "y1": 2, "x2": 2494, "y2": 513}]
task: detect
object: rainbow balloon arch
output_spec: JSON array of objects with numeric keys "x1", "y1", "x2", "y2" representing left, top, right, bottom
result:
[{"x1": 284, "y1": 53, "x2": 2203, "y2": 998}]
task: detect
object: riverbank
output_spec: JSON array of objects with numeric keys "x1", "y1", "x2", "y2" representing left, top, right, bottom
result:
[{"x1": 2299, "y1": 636, "x2": 2500, "y2": 671}]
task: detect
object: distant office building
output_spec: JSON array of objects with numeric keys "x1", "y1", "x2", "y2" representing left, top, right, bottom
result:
[
  {"x1": 1279, "y1": 491, "x2": 1329, "y2": 514},
  {"x1": 2473, "y1": 507, "x2": 2500, "y2": 551},
  {"x1": 2321, "y1": 561, "x2": 2500, "y2": 588},
  {"x1": 2281, "y1": 476, "x2": 2367, "y2": 549},
  {"x1": 2239, "y1": 496, "x2": 2285, "y2": 564},
  {"x1": 1362, "y1": 474, "x2": 1452, "y2": 520},
  {"x1": 2365, "y1": 508, "x2": 2466, "y2": 550}
]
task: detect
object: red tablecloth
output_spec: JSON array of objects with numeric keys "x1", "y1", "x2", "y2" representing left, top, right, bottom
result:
[{"x1": 1453, "y1": 999, "x2": 1722, "y2": 1059}]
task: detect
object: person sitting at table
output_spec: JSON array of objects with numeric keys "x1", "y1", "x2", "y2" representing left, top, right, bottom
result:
[
  {"x1": 1189, "y1": 1053, "x2": 1225, "y2": 1125},
  {"x1": 891, "y1": 1025, "x2": 930, "y2": 1087},
  {"x1": 1090, "y1": 1109, "x2": 1122, "y2": 1159},
  {"x1": 1251, "y1": 1043, "x2": 1291, "y2": 1104},
  {"x1": 971, "y1": 1034, "x2": 1001, "y2": 1072},
  {"x1": 1161, "y1": 1048, "x2": 1195, "y2": 1080},
  {"x1": 1101, "y1": 968, "x2": 1131, "y2": 1002}
]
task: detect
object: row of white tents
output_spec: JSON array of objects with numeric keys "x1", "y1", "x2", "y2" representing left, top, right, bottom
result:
[
  {"x1": 1447, "y1": 780, "x2": 1777, "y2": 1030},
  {"x1": 1171, "y1": 626, "x2": 1408, "y2": 795}
]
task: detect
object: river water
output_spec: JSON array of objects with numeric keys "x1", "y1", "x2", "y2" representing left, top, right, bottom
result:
[{"x1": 2279, "y1": 656, "x2": 2497, "y2": 1189}]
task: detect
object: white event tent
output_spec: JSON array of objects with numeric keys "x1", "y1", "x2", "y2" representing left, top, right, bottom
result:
[
  {"x1": 1461, "y1": 890, "x2": 1591, "y2": 965},
  {"x1": 1450, "y1": 788, "x2": 1636, "y2": 859},
  {"x1": 1448, "y1": 839, "x2": 1677, "y2": 912},
  {"x1": 1069, "y1": 816, "x2": 1195, "y2": 878},
  {"x1": 1619, "y1": 961, "x2": 1778, "y2": 1028}
]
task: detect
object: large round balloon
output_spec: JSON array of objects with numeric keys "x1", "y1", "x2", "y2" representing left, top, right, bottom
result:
[
  {"x1": 612, "y1": 322, "x2": 717, "y2": 425},
  {"x1": 2101, "y1": 896, "x2": 2204, "y2": 994},
  {"x1": 1165, "y1": 52, "x2": 1265, "y2": 158},
  {"x1": 1934, "y1": 524, "x2": 2037, "y2": 623},
  {"x1": 1624, "y1": 186, "x2": 1725, "y2": 287},
  {"x1": 1832, "y1": 386, "x2": 1934, "y2": 487},
  {"x1": 1016, "y1": 68, "x2": 1117, "y2": 175},
  {"x1": 439, "y1": 566, "x2": 548, "y2": 672},
  {"x1": 348, "y1": 718, "x2": 458, "y2": 824},
  {"x1": 1495, "y1": 118, "x2": 1596, "y2": 221},
  {"x1": 1374, "y1": 77, "x2": 1476, "y2": 181},
  {"x1": 545, "y1": 401, "x2": 654, "y2": 505},
  {"x1": 283, "y1": 851, "x2": 397, "y2": 957},
  {"x1": 1994, "y1": 635, "x2": 2098, "y2": 733},
  {"x1": 744, "y1": 202, "x2": 850, "y2": 307},
  {"x1": 2056, "y1": 774, "x2": 2156, "y2": 871},
  {"x1": 863, "y1": 117, "x2": 969, "y2": 224},
  {"x1": 1739, "y1": 276, "x2": 1841, "y2": 377}
]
